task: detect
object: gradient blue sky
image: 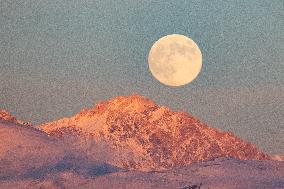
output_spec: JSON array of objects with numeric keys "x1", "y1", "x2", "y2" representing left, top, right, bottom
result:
[{"x1": 0, "y1": 1, "x2": 283, "y2": 154}]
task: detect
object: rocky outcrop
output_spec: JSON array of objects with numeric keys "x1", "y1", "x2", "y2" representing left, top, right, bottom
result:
[
  {"x1": 0, "y1": 109, "x2": 32, "y2": 126},
  {"x1": 0, "y1": 109, "x2": 17, "y2": 123}
]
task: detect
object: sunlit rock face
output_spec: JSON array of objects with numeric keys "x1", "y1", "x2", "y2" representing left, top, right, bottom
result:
[
  {"x1": 0, "y1": 110, "x2": 18, "y2": 123},
  {"x1": 40, "y1": 94, "x2": 270, "y2": 171},
  {"x1": 0, "y1": 109, "x2": 32, "y2": 126}
]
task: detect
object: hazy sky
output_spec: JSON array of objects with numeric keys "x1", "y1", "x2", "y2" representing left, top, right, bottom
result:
[{"x1": 0, "y1": 1, "x2": 283, "y2": 155}]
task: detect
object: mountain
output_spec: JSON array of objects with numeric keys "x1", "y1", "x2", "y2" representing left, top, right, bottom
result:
[
  {"x1": 39, "y1": 94, "x2": 270, "y2": 171},
  {"x1": 1, "y1": 100, "x2": 283, "y2": 189}
]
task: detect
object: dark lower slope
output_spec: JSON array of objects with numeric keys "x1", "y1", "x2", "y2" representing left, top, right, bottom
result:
[
  {"x1": 0, "y1": 120, "x2": 65, "y2": 179},
  {"x1": 0, "y1": 120, "x2": 120, "y2": 181},
  {"x1": 0, "y1": 158, "x2": 283, "y2": 189}
]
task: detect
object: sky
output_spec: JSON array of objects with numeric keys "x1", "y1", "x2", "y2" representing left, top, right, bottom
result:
[{"x1": 0, "y1": 1, "x2": 283, "y2": 155}]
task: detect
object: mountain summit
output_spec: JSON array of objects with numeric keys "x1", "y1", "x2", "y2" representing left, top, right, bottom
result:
[{"x1": 40, "y1": 94, "x2": 269, "y2": 170}]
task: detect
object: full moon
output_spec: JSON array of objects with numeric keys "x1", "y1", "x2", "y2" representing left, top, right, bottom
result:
[{"x1": 148, "y1": 34, "x2": 202, "y2": 87}]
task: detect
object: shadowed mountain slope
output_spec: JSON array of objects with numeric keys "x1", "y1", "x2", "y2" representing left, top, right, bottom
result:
[
  {"x1": 1, "y1": 157, "x2": 283, "y2": 189},
  {"x1": 0, "y1": 110, "x2": 119, "y2": 180},
  {"x1": 0, "y1": 120, "x2": 64, "y2": 179}
]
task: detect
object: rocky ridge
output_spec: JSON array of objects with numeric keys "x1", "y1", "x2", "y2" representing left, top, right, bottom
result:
[{"x1": 0, "y1": 109, "x2": 32, "y2": 126}]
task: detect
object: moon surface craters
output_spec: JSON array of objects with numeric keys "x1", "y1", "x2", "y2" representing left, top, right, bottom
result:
[{"x1": 148, "y1": 34, "x2": 202, "y2": 87}]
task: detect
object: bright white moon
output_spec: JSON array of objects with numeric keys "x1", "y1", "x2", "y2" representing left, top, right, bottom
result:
[{"x1": 148, "y1": 34, "x2": 202, "y2": 87}]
